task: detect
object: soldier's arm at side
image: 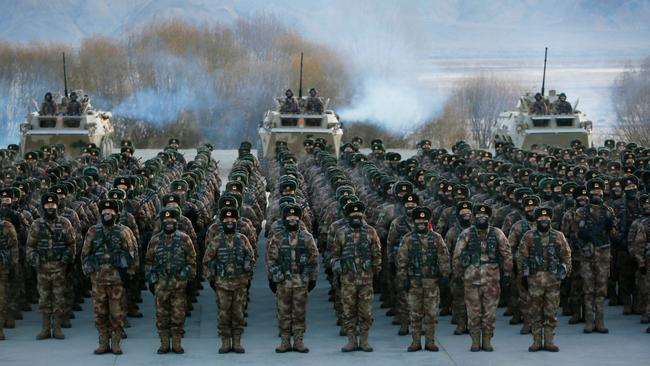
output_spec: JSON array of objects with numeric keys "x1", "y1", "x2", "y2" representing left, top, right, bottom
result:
[
  {"x1": 496, "y1": 229, "x2": 513, "y2": 273},
  {"x1": 182, "y1": 234, "x2": 197, "y2": 279},
  {"x1": 437, "y1": 235, "x2": 451, "y2": 278},
  {"x1": 557, "y1": 231, "x2": 572, "y2": 276},
  {"x1": 25, "y1": 222, "x2": 39, "y2": 266},
  {"x1": 305, "y1": 232, "x2": 320, "y2": 281},
  {"x1": 517, "y1": 232, "x2": 531, "y2": 276},
  {"x1": 631, "y1": 221, "x2": 646, "y2": 265},
  {"x1": 452, "y1": 230, "x2": 468, "y2": 277},
  {"x1": 5, "y1": 222, "x2": 20, "y2": 270},
  {"x1": 395, "y1": 236, "x2": 409, "y2": 281},
  {"x1": 368, "y1": 226, "x2": 382, "y2": 273},
  {"x1": 64, "y1": 219, "x2": 76, "y2": 261},
  {"x1": 265, "y1": 233, "x2": 279, "y2": 279},
  {"x1": 242, "y1": 235, "x2": 256, "y2": 270}
]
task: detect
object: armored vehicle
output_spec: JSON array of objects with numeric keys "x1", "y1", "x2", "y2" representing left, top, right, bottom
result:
[
  {"x1": 258, "y1": 96, "x2": 343, "y2": 162},
  {"x1": 494, "y1": 89, "x2": 593, "y2": 149},
  {"x1": 20, "y1": 91, "x2": 114, "y2": 158}
]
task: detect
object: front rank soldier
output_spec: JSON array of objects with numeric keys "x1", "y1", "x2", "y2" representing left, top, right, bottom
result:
[
  {"x1": 518, "y1": 207, "x2": 571, "y2": 352},
  {"x1": 145, "y1": 207, "x2": 197, "y2": 354},
  {"x1": 266, "y1": 204, "x2": 319, "y2": 353},
  {"x1": 82, "y1": 200, "x2": 137, "y2": 355},
  {"x1": 26, "y1": 193, "x2": 76, "y2": 340},
  {"x1": 453, "y1": 204, "x2": 512, "y2": 352},
  {"x1": 203, "y1": 207, "x2": 255, "y2": 354},
  {"x1": 396, "y1": 207, "x2": 451, "y2": 352},
  {"x1": 330, "y1": 201, "x2": 382, "y2": 352},
  {"x1": 0, "y1": 215, "x2": 19, "y2": 340}
]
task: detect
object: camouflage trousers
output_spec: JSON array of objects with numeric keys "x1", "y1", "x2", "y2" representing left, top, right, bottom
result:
[
  {"x1": 616, "y1": 250, "x2": 637, "y2": 309},
  {"x1": 464, "y1": 278, "x2": 500, "y2": 333},
  {"x1": 126, "y1": 274, "x2": 141, "y2": 315},
  {"x1": 37, "y1": 269, "x2": 66, "y2": 316},
  {"x1": 155, "y1": 279, "x2": 187, "y2": 336},
  {"x1": 568, "y1": 260, "x2": 584, "y2": 307},
  {"x1": 216, "y1": 287, "x2": 247, "y2": 337},
  {"x1": 391, "y1": 271, "x2": 409, "y2": 325},
  {"x1": 517, "y1": 273, "x2": 531, "y2": 328},
  {"x1": 641, "y1": 271, "x2": 650, "y2": 318},
  {"x1": 332, "y1": 275, "x2": 343, "y2": 321},
  {"x1": 276, "y1": 285, "x2": 308, "y2": 335},
  {"x1": 451, "y1": 277, "x2": 466, "y2": 326},
  {"x1": 0, "y1": 268, "x2": 8, "y2": 318},
  {"x1": 7, "y1": 266, "x2": 24, "y2": 318},
  {"x1": 528, "y1": 273, "x2": 561, "y2": 332},
  {"x1": 407, "y1": 284, "x2": 439, "y2": 335},
  {"x1": 341, "y1": 281, "x2": 374, "y2": 334},
  {"x1": 581, "y1": 248, "x2": 610, "y2": 314},
  {"x1": 91, "y1": 281, "x2": 125, "y2": 335}
]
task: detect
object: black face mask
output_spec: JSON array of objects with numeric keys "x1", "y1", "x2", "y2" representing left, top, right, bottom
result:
[
  {"x1": 222, "y1": 221, "x2": 236, "y2": 234},
  {"x1": 475, "y1": 217, "x2": 489, "y2": 230},
  {"x1": 102, "y1": 213, "x2": 116, "y2": 226},
  {"x1": 44, "y1": 208, "x2": 58, "y2": 220},
  {"x1": 542, "y1": 191, "x2": 553, "y2": 200},
  {"x1": 415, "y1": 222, "x2": 428, "y2": 233},
  {"x1": 537, "y1": 219, "x2": 551, "y2": 232},
  {"x1": 525, "y1": 211, "x2": 535, "y2": 222},
  {"x1": 163, "y1": 221, "x2": 177, "y2": 234},
  {"x1": 553, "y1": 193, "x2": 563, "y2": 203},
  {"x1": 589, "y1": 193, "x2": 603, "y2": 204},
  {"x1": 284, "y1": 219, "x2": 300, "y2": 231},
  {"x1": 458, "y1": 215, "x2": 472, "y2": 228},
  {"x1": 348, "y1": 217, "x2": 363, "y2": 228},
  {"x1": 625, "y1": 190, "x2": 637, "y2": 199},
  {"x1": 576, "y1": 197, "x2": 588, "y2": 207}
]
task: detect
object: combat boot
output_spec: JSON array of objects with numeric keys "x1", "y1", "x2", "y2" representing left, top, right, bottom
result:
[
  {"x1": 481, "y1": 329, "x2": 494, "y2": 352},
  {"x1": 172, "y1": 334, "x2": 184, "y2": 354},
  {"x1": 218, "y1": 336, "x2": 231, "y2": 354},
  {"x1": 641, "y1": 315, "x2": 649, "y2": 324},
  {"x1": 52, "y1": 316, "x2": 65, "y2": 339},
  {"x1": 469, "y1": 330, "x2": 481, "y2": 352},
  {"x1": 61, "y1": 314, "x2": 72, "y2": 328},
  {"x1": 398, "y1": 321, "x2": 409, "y2": 336},
  {"x1": 528, "y1": 329, "x2": 542, "y2": 352},
  {"x1": 157, "y1": 334, "x2": 170, "y2": 354},
  {"x1": 595, "y1": 311, "x2": 609, "y2": 333},
  {"x1": 509, "y1": 312, "x2": 523, "y2": 325},
  {"x1": 111, "y1": 333, "x2": 123, "y2": 355},
  {"x1": 341, "y1": 334, "x2": 357, "y2": 352},
  {"x1": 543, "y1": 327, "x2": 559, "y2": 352},
  {"x1": 293, "y1": 333, "x2": 309, "y2": 353},
  {"x1": 275, "y1": 333, "x2": 291, "y2": 353},
  {"x1": 568, "y1": 304, "x2": 582, "y2": 324},
  {"x1": 94, "y1": 333, "x2": 111, "y2": 354},
  {"x1": 232, "y1": 334, "x2": 245, "y2": 353},
  {"x1": 407, "y1": 332, "x2": 421, "y2": 352},
  {"x1": 519, "y1": 322, "x2": 531, "y2": 334},
  {"x1": 646, "y1": 326, "x2": 650, "y2": 333},
  {"x1": 36, "y1": 314, "x2": 51, "y2": 340},
  {"x1": 424, "y1": 330, "x2": 438, "y2": 352},
  {"x1": 454, "y1": 321, "x2": 467, "y2": 335},
  {"x1": 358, "y1": 331, "x2": 373, "y2": 352}
]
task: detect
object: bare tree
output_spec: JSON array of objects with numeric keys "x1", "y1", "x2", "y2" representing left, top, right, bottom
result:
[{"x1": 613, "y1": 57, "x2": 650, "y2": 144}]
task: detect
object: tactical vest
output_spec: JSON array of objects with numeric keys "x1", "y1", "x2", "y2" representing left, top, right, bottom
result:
[
  {"x1": 83, "y1": 224, "x2": 130, "y2": 273},
  {"x1": 407, "y1": 231, "x2": 439, "y2": 279},
  {"x1": 153, "y1": 231, "x2": 188, "y2": 279},
  {"x1": 276, "y1": 229, "x2": 311, "y2": 278},
  {"x1": 460, "y1": 227, "x2": 499, "y2": 267},
  {"x1": 584, "y1": 205, "x2": 609, "y2": 248},
  {"x1": 391, "y1": 216, "x2": 413, "y2": 256},
  {"x1": 341, "y1": 224, "x2": 372, "y2": 273},
  {"x1": 36, "y1": 218, "x2": 70, "y2": 263},
  {"x1": 0, "y1": 228, "x2": 10, "y2": 265},
  {"x1": 212, "y1": 232, "x2": 247, "y2": 278},
  {"x1": 528, "y1": 230, "x2": 560, "y2": 275},
  {"x1": 644, "y1": 218, "x2": 650, "y2": 258}
]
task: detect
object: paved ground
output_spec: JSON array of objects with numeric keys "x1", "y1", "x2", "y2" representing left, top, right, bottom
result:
[{"x1": 1, "y1": 149, "x2": 648, "y2": 365}]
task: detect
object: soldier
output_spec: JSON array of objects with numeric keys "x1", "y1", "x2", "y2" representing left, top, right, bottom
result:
[
  {"x1": 555, "y1": 93, "x2": 573, "y2": 114},
  {"x1": 81, "y1": 200, "x2": 137, "y2": 355},
  {"x1": 266, "y1": 204, "x2": 319, "y2": 353},
  {"x1": 66, "y1": 92, "x2": 82, "y2": 116},
  {"x1": 304, "y1": 88, "x2": 324, "y2": 114},
  {"x1": 630, "y1": 195, "x2": 650, "y2": 332},
  {"x1": 279, "y1": 89, "x2": 300, "y2": 114},
  {"x1": 145, "y1": 207, "x2": 197, "y2": 354},
  {"x1": 529, "y1": 93, "x2": 547, "y2": 115},
  {"x1": 453, "y1": 204, "x2": 513, "y2": 352},
  {"x1": 26, "y1": 193, "x2": 76, "y2": 340},
  {"x1": 330, "y1": 201, "x2": 382, "y2": 352},
  {"x1": 518, "y1": 207, "x2": 572, "y2": 352},
  {"x1": 203, "y1": 207, "x2": 255, "y2": 354},
  {"x1": 572, "y1": 179, "x2": 615, "y2": 333},
  {"x1": 0, "y1": 215, "x2": 19, "y2": 340},
  {"x1": 444, "y1": 201, "x2": 473, "y2": 335},
  {"x1": 40, "y1": 92, "x2": 58, "y2": 116},
  {"x1": 396, "y1": 207, "x2": 451, "y2": 352}
]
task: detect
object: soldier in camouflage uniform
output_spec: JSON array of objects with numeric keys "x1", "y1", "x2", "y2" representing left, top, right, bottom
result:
[
  {"x1": 203, "y1": 207, "x2": 255, "y2": 354},
  {"x1": 329, "y1": 201, "x2": 382, "y2": 352},
  {"x1": 0, "y1": 215, "x2": 19, "y2": 340},
  {"x1": 453, "y1": 204, "x2": 512, "y2": 352},
  {"x1": 396, "y1": 207, "x2": 451, "y2": 352},
  {"x1": 145, "y1": 207, "x2": 197, "y2": 354},
  {"x1": 445, "y1": 201, "x2": 473, "y2": 335},
  {"x1": 518, "y1": 207, "x2": 572, "y2": 352},
  {"x1": 630, "y1": 195, "x2": 650, "y2": 332},
  {"x1": 26, "y1": 193, "x2": 76, "y2": 340},
  {"x1": 571, "y1": 179, "x2": 615, "y2": 333},
  {"x1": 81, "y1": 200, "x2": 137, "y2": 355},
  {"x1": 266, "y1": 204, "x2": 319, "y2": 353}
]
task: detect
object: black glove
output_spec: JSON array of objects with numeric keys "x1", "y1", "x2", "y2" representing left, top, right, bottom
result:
[
  {"x1": 521, "y1": 276, "x2": 529, "y2": 291},
  {"x1": 148, "y1": 282, "x2": 156, "y2": 295},
  {"x1": 210, "y1": 281, "x2": 216, "y2": 291},
  {"x1": 438, "y1": 276, "x2": 450, "y2": 287},
  {"x1": 308, "y1": 280, "x2": 316, "y2": 292},
  {"x1": 640, "y1": 266, "x2": 647, "y2": 276},
  {"x1": 269, "y1": 279, "x2": 277, "y2": 294}
]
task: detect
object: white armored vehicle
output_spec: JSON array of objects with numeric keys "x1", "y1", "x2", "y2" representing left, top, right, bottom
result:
[
  {"x1": 20, "y1": 91, "x2": 114, "y2": 158},
  {"x1": 494, "y1": 89, "x2": 593, "y2": 149},
  {"x1": 258, "y1": 95, "x2": 343, "y2": 161}
]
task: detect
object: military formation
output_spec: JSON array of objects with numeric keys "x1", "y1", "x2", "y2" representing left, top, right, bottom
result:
[{"x1": 1, "y1": 132, "x2": 649, "y2": 357}]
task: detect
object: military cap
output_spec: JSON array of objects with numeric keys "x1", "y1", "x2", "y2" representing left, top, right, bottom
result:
[
  {"x1": 338, "y1": 194, "x2": 358, "y2": 209},
  {"x1": 454, "y1": 184, "x2": 470, "y2": 198},
  {"x1": 352, "y1": 136, "x2": 363, "y2": 144},
  {"x1": 114, "y1": 176, "x2": 130, "y2": 188},
  {"x1": 561, "y1": 182, "x2": 578, "y2": 195},
  {"x1": 7, "y1": 144, "x2": 19, "y2": 151},
  {"x1": 108, "y1": 188, "x2": 127, "y2": 200},
  {"x1": 622, "y1": 175, "x2": 638, "y2": 188},
  {"x1": 392, "y1": 180, "x2": 413, "y2": 196},
  {"x1": 219, "y1": 207, "x2": 239, "y2": 221},
  {"x1": 412, "y1": 207, "x2": 432, "y2": 221},
  {"x1": 99, "y1": 199, "x2": 119, "y2": 213},
  {"x1": 83, "y1": 166, "x2": 99, "y2": 177},
  {"x1": 282, "y1": 203, "x2": 302, "y2": 219},
  {"x1": 386, "y1": 152, "x2": 401, "y2": 162},
  {"x1": 401, "y1": 193, "x2": 420, "y2": 206},
  {"x1": 514, "y1": 187, "x2": 533, "y2": 200},
  {"x1": 41, "y1": 193, "x2": 59, "y2": 207},
  {"x1": 303, "y1": 138, "x2": 314, "y2": 146},
  {"x1": 370, "y1": 139, "x2": 383, "y2": 146},
  {"x1": 534, "y1": 207, "x2": 553, "y2": 220},
  {"x1": 158, "y1": 207, "x2": 180, "y2": 221},
  {"x1": 120, "y1": 146, "x2": 135, "y2": 154},
  {"x1": 50, "y1": 184, "x2": 68, "y2": 196},
  {"x1": 345, "y1": 201, "x2": 366, "y2": 216},
  {"x1": 586, "y1": 178, "x2": 605, "y2": 192},
  {"x1": 0, "y1": 187, "x2": 17, "y2": 199},
  {"x1": 473, "y1": 204, "x2": 492, "y2": 217},
  {"x1": 171, "y1": 179, "x2": 189, "y2": 191},
  {"x1": 279, "y1": 179, "x2": 297, "y2": 192},
  {"x1": 523, "y1": 195, "x2": 541, "y2": 207},
  {"x1": 456, "y1": 201, "x2": 473, "y2": 214},
  {"x1": 335, "y1": 185, "x2": 355, "y2": 199},
  {"x1": 640, "y1": 194, "x2": 650, "y2": 205},
  {"x1": 13, "y1": 181, "x2": 28, "y2": 195},
  {"x1": 24, "y1": 151, "x2": 38, "y2": 160},
  {"x1": 168, "y1": 138, "x2": 180, "y2": 146}
]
